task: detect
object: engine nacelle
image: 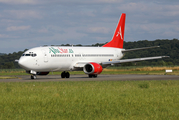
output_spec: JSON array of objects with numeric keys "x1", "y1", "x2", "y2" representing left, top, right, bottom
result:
[{"x1": 83, "y1": 62, "x2": 103, "y2": 75}]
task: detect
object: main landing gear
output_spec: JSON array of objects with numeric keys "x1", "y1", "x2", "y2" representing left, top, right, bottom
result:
[
  {"x1": 31, "y1": 74, "x2": 37, "y2": 79},
  {"x1": 88, "y1": 74, "x2": 97, "y2": 78},
  {"x1": 61, "y1": 71, "x2": 70, "y2": 78}
]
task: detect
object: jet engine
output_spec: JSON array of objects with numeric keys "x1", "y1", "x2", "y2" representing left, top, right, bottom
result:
[{"x1": 83, "y1": 62, "x2": 103, "y2": 75}]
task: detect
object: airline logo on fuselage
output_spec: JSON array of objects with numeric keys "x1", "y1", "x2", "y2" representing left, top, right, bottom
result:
[{"x1": 49, "y1": 47, "x2": 74, "y2": 54}]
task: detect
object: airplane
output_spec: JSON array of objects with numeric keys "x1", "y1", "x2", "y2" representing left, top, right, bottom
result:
[{"x1": 17, "y1": 13, "x2": 168, "y2": 79}]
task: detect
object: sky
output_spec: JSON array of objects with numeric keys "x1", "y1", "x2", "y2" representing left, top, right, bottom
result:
[{"x1": 0, "y1": 0, "x2": 179, "y2": 53}]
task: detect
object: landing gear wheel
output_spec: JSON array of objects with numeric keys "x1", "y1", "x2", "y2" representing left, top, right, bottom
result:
[
  {"x1": 88, "y1": 74, "x2": 93, "y2": 78},
  {"x1": 61, "y1": 71, "x2": 70, "y2": 78},
  {"x1": 66, "y1": 72, "x2": 70, "y2": 78},
  {"x1": 31, "y1": 75, "x2": 37, "y2": 79},
  {"x1": 88, "y1": 74, "x2": 97, "y2": 78},
  {"x1": 93, "y1": 75, "x2": 97, "y2": 78},
  {"x1": 61, "y1": 72, "x2": 66, "y2": 78}
]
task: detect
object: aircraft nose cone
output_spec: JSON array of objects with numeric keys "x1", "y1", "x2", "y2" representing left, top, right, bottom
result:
[{"x1": 18, "y1": 58, "x2": 28, "y2": 69}]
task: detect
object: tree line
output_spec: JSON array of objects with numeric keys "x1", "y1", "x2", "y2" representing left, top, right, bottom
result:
[
  {"x1": 0, "y1": 39, "x2": 178, "y2": 69},
  {"x1": 0, "y1": 53, "x2": 5, "y2": 56}
]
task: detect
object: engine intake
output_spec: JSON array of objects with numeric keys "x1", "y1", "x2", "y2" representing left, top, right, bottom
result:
[{"x1": 83, "y1": 62, "x2": 103, "y2": 75}]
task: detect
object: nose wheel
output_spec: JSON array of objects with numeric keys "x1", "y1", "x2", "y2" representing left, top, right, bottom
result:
[
  {"x1": 61, "y1": 71, "x2": 70, "y2": 78},
  {"x1": 31, "y1": 75, "x2": 37, "y2": 79}
]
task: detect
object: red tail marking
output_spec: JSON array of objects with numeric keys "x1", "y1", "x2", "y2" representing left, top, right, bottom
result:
[{"x1": 102, "y1": 13, "x2": 126, "y2": 48}]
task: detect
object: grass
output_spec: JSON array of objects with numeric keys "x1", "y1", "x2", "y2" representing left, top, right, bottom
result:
[
  {"x1": 107, "y1": 66, "x2": 179, "y2": 70},
  {"x1": 0, "y1": 80, "x2": 179, "y2": 119},
  {"x1": 103, "y1": 66, "x2": 179, "y2": 75},
  {"x1": 0, "y1": 76, "x2": 17, "y2": 79},
  {"x1": 0, "y1": 69, "x2": 28, "y2": 76}
]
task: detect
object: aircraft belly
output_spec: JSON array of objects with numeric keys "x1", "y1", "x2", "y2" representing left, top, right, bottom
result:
[{"x1": 47, "y1": 58, "x2": 72, "y2": 71}]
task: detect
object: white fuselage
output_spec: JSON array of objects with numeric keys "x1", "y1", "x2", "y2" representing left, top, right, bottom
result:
[{"x1": 18, "y1": 46, "x2": 124, "y2": 72}]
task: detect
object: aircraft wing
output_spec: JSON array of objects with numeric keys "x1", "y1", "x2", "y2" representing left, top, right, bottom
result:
[
  {"x1": 74, "y1": 56, "x2": 169, "y2": 68},
  {"x1": 101, "y1": 56, "x2": 169, "y2": 65},
  {"x1": 74, "y1": 62, "x2": 87, "y2": 68}
]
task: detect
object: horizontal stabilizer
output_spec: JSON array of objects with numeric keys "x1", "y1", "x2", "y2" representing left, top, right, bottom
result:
[
  {"x1": 122, "y1": 46, "x2": 160, "y2": 53},
  {"x1": 15, "y1": 60, "x2": 19, "y2": 62}
]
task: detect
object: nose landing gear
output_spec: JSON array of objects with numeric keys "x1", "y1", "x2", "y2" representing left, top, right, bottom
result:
[
  {"x1": 61, "y1": 71, "x2": 70, "y2": 78},
  {"x1": 31, "y1": 75, "x2": 37, "y2": 79}
]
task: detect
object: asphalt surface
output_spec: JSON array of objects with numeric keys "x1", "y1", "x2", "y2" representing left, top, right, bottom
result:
[{"x1": 0, "y1": 74, "x2": 179, "y2": 82}]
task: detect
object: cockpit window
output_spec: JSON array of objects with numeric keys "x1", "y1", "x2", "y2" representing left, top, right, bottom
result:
[
  {"x1": 26, "y1": 54, "x2": 31, "y2": 56},
  {"x1": 22, "y1": 53, "x2": 37, "y2": 57},
  {"x1": 32, "y1": 54, "x2": 37, "y2": 57}
]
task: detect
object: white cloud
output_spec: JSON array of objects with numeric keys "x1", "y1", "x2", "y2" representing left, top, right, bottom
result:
[
  {"x1": 6, "y1": 26, "x2": 31, "y2": 31},
  {"x1": 0, "y1": 0, "x2": 37, "y2": 4},
  {"x1": 160, "y1": 5, "x2": 179, "y2": 16},
  {"x1": 119, "y1": 2, "x2": 179, "y2": 18},
  {"x1": 87, "y1": 0, "x2": 123, "y2": 4},
  {"x1": 88, "y1": 27, "x2": 110, "y2": 34},
  {"x1": 0, "y1": 0, "x2": 123, "y2": 5},
  {"x1": 0, "y1": 0, "x2": 179, "y2": 53},
  {"x1": 0, "y1": 34, "x2": 9, "y2": 38},
  {"x1": 118, "y1": 2, "x2": 148, "y2": 12},
  {"x1": 57, "y1": 0, "x2": 123, "y2": 4},
  {"x1": 162, "y1": 31, "x2": 178, "y2": 37},
  {"x1": 38, "y1": 28, "x2": 48, "y2": 33},
  {"x1": 4, "y1": 10, "x2": 42, "y2": 19}
]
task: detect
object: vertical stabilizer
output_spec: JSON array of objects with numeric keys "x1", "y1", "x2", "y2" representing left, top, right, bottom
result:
[{"x1": 102, "y1": 13, "x2": 126, "y2": 48}]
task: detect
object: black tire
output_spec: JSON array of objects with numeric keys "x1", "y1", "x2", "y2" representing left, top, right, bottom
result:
[
  {"x1": 31, "y1": 75, "x2": 34, "y2": 79},
  {"x1": 31, "y1": 75, "x2": 37, "y2": 79},
  {"x1": 88, "y1": 74, "x2": 97, "y2": 78},
  {"x1": 65, "y1": 72, "x2": 70, "y2": 78},
  {"x1": 88, "y1": 74, "x2": 93, "y2": 78},
  {"x1": 93, "y1": 75, "x2": 97, "y2": 78},
  {"x1": 61, "y1": 72, "x2": 66, "y2": 78}
]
